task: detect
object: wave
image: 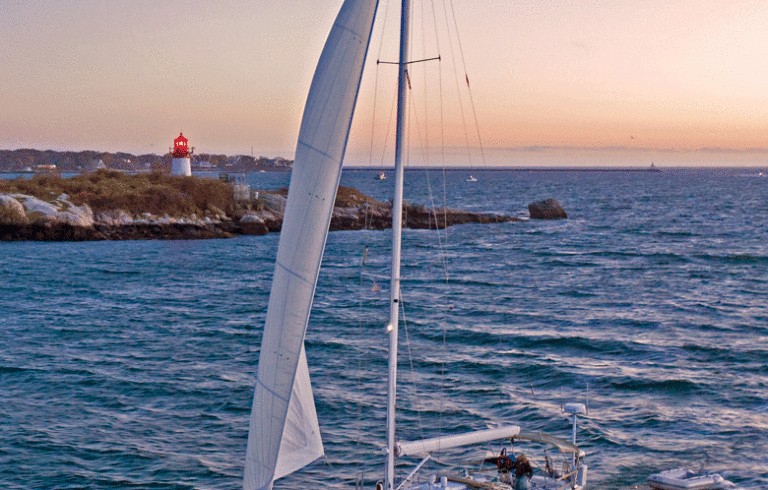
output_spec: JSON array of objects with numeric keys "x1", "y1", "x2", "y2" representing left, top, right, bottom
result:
[
  {"x1": 680, "y1": 343, "x2": 768, "y2": 365},
  {"x1": 654, "y1": 230, "x2": 696, "y2": 238},
  {"x1": 4, "y1": 168, "x2": 768, "y2": 489},
  {"x1": 609, "y1": 378, "x2": 701, "y2": 395},
  {"x1": 695, "y1": 253, "x2": 768, "y2": 265}
]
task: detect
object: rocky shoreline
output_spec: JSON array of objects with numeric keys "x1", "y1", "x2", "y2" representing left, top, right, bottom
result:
[{"x1": 0, "y1": 189, "x2": 517, "y2": 242}]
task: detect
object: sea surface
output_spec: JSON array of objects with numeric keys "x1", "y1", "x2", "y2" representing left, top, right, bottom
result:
[{"x1": 1, "y1": 167, "x2": 767, "y2": 489}]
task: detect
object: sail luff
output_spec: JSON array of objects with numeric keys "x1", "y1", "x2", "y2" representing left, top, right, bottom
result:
[{"x1": 244, "y1": 1, "x2": 380, "y2": 489}]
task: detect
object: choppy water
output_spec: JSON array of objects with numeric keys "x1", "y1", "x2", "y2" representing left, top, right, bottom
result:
[{"x1": 1, "y1": 168, "x2": 767, "y2": 489}]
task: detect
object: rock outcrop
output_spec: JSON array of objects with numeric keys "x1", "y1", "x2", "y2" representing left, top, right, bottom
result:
[
  {"x1": 0, "y1": 187, "x2": 517, "y2": 241},
  {"x1": 528, "y1": 198, "x2": 567, "y2": 219},
  {"x1": 239, "y1": 214, "x2": 270, "y2": 236},
  {"x1": 0, "y1": 195, "x2": 28, "y2": 225},
  {"x1": 9, "y1": 193, "x2": 94, "y2": 226}
]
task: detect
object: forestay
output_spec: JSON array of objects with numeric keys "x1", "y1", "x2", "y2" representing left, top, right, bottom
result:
[{"x1": 243, "y1": 1, "x2": 380, "y2": 489}]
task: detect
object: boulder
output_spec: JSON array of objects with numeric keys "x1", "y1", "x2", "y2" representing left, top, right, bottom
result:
[
  {"x1": 13, "y1": 194, "x2": 58, "y2": 224},
  {"x1": 332, "y1": 207, "x2": 361, "y2": 219},
  {"x1": 239, "y1": 214, "x2": 269, "y2": 235},
  {"x1": 528, "y1": 198, "x2": 567, "y2": 219},
  {"x1": 260, "y1": 193, "x2": 287, "y2": 216},
  {"x1": 207, "y1": 204, "x2": 227, "y2": 219},
  {"x1": 95, "y1": 209, "x2": 134, "y2": 226},
  {"x1": 12, "y1": 193, "x2": 94, "y2": 226},
  {"x1": 0, "y1": 195, "x2": 29, "y2": 225},
  {"x1": 54, "y1": 202, "x2": 94, "y2": 227}
]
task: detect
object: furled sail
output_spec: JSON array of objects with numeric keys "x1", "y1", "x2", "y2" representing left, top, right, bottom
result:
[{"x1": 243, "y1": 1, "x2": 380, "y2": 489}]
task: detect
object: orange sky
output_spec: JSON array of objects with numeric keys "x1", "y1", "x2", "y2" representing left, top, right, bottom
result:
[{"x1": 1, "y1": 0, "x2": 766, "y2": 162}]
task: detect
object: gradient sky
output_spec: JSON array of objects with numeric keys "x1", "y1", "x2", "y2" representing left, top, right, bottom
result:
[{"x1": 1, "y1": 0, "x2": 766, "y2": 161}]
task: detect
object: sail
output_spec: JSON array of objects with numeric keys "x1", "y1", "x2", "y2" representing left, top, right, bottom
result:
[
  {"x1": 243, "y1": 0, "x2": 380, "y2": 489},
  {"x1": 274, "y1": 346, "x2": 321, "y2": 479}
]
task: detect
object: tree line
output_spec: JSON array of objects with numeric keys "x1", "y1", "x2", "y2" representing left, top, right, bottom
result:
[{"x1": 0, "y1": 149, "x2": 292, "y2": 173}]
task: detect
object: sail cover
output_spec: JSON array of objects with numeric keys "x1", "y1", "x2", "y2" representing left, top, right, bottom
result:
[{"x1": 244, "y1": 1, "x2": 380, "y2": 489}]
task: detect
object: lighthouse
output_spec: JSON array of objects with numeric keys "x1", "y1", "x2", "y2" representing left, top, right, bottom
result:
[{"x1": 171, "y1": 132, "x2": 192, "y2": 176}]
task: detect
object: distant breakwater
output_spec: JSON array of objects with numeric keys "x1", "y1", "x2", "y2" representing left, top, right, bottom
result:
[{"x1": 345, "y1": 166, "x2": 663, "y2": 172}]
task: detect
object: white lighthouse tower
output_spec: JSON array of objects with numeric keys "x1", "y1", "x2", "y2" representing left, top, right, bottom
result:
[{"x1": 171, "y1": 132, "x2": 192, "y2": 176}]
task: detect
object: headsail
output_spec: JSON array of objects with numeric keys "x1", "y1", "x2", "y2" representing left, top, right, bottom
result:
[{"x1": 244, "y1": 1, "x2": 380, "y2": 489}]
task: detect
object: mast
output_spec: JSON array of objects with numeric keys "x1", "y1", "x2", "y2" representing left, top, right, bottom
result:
[{"x1": 385, "y1": 0, "x2": 410, "y2": 489}]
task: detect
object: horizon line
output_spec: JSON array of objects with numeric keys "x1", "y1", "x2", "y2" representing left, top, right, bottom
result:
[{"x1": 3, "y1": 145, "x2": 768, "y2": 158}]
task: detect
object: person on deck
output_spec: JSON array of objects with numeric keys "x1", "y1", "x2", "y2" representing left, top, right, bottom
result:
[{"x1": 514, "y1": 453, "x2": 534, "y2": 490}]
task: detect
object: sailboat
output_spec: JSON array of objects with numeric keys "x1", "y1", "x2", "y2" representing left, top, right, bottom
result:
[{"x1": 244, "y1": 1, "x2": 589, "y2": 490}]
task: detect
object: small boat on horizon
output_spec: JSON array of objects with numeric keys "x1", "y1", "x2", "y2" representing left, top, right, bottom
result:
[
  {"x1": 376, "y1": 172, "x2": 386, "y2": 180},
  {"x1": 466, "y1": 174, "x2": 478, "y2": 182}
]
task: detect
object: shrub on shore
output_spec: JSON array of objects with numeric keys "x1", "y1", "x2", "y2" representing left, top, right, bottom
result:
[
  {"x1": 267, "y1": 186, "x2": 384, "y2": 208},
  {"x1": 0, "y1": 170, "x2": 238, "y2": 218}
]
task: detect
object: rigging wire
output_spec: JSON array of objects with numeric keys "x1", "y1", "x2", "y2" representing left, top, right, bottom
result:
[
  {"x1": 400, "y1": 0, "x2": 460, "y2": 455},
  {"x1": 446, "y1": 0, "x2": 487, "y2": 166},
  {"x1": 370, "y1": 0, "x2": 399, "y2": 170},
  {"x1": 362, "y1": 0, "x2": 493, "y2": 474},
  {"x1": 389, "y1": 0, "x2": 493, "y2": 459},
  {"x1": 351, "y1": 244, "x2": 370, "y2": 488},
  {"x1": 437, "y1": 0, "x2": 472, "y2": 167}
]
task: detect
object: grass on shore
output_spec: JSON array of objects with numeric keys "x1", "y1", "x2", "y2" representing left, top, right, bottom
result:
[
  {"x1": 0, "y1": 171, "x2": 385, "y2": 220},
  {"x1": 335, "y1": 186, "x2": 383, "y2": 207},
  {"x1": 0, "y1": 170, "x2": 238, "y2": 218},
  {"x1": 252, "y1": 186, "x2": 384, "y2": 209}
]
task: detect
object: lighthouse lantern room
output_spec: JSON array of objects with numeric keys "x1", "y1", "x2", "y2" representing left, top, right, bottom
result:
[
  {"x1": 170, "y1": 132, "x2": 192, "y2": 176},
  {"x1": 173, "y1": 133, "x2": 189, "y2": 158}
]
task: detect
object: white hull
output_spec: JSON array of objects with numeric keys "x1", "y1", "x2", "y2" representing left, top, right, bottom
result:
[
  {"x1": 648, "y1": 468, "x2": 733, "y2": 490},
  {"x1": 406, "y1": 472, "x2": 587, "y2": 490},
  {"x1": 396, "y1": 428, "x2": 588, "y2": 490}
]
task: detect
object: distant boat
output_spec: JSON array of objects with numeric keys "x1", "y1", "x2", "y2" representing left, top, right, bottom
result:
[
  {"x1": 376, "y1": 172, "x2": 386, "y2": 180},
  {"x1": 647, "y1": 468, "x2": 733, "y2": 490},
  {"x1": 649, "y1": 163, "x2": 661, "y2": 172},
  {"x1": 466, "y1": 175, "x2": 478, "y2": 182}
]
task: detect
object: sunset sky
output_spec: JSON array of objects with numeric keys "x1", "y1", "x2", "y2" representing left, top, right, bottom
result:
[{"x1": 1, "y1": 0, "x2": 766, "y2": 164}]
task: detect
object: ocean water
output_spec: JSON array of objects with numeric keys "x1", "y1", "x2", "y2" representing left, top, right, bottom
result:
[{"x1": 1, "y1": 168, "x2": 766, "y2": 489}]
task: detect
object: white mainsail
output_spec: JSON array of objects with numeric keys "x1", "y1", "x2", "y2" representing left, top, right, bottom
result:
[{"x1": 243, "y1": 1, "x2": 380, "y2": 489}]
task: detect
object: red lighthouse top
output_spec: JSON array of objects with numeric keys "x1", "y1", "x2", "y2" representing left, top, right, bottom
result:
[{"x1": 172, "y1": 132, "x2": 190, "y2": 158}]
